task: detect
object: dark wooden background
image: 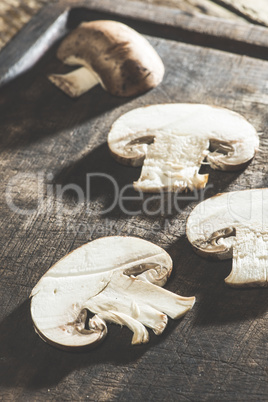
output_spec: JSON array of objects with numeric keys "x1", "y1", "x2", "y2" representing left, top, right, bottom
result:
[
  {"x1": 1, "y1": 0, "x2": 268, "y2": 52},
  {"x1": 0, "y1": 0, "x2": 267, "y2": 400}
]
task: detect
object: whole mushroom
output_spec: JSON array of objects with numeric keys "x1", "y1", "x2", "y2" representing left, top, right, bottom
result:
[
  {"x1": 30, "y1": 236, "x2": 195, "y2": 350},
  {"x1": 186, "y1": 189, "x2": 268, "y2": 287},
  {"x1": 107, "y1": 103, "x2": 259, "y2": 192},
  {"x1": 49, "y1": 20, "x2": 164, "y2": 97}
]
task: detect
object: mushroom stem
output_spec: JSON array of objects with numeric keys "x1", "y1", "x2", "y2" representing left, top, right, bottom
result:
[
  {"x1": 225, "y1": 226, "x2": 268, "y2": 287},
  {"x1": 108, "y1": 104, "x2": 258, "y2": 192},
  {"x1": 187, "y1": 189, "x2": 268, "y2": 287},
  {"x1": 48, "y1": 67, "x2": 100, "y2": 97},
  {"x1": 30, "y1": 237, "x2": 194, "y2": 348},
  {"x1": 98, "y1": 310, "x2": 150, "y2": 345},
  {"x1": 133, "y1": 134, "x2": 209, "y2": 192}
]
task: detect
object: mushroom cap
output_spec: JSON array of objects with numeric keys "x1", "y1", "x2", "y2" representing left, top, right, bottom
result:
[
  {"x1": 186, "y1": 189, "x2": 268, "y2": 287},
  {"x1": 56, "y1": 20, "x2": 164, "y2": 97},
  {"x1": 108, "y1": 103, "x2": 258, "y2": 166},
  {"x1": 186, "y1": 188, "x2": 268, "y2": 259},
  {"x1": 107, "y1": 103, "x2": 259, "y2": 192},
  {"x1": 30, "y1": 236, "x2": 194, "y2": 350}
]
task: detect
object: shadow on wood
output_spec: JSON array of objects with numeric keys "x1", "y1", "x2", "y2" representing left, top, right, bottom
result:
[
  {"x1": 0, "y1": 297, "x2": 184, "y2": 389},
  {"x1": 0, "y1": 38, "x2": 130, "y2": 151},
  {"x1": 53, "y1": 141, "x2": 243, "y2": 220},
  {"x1": 0, "y1": 235, "x2": 264, "y2": 389},
  {"x1": 166, "y1": 236, "x2": 268, "y2": 327}
]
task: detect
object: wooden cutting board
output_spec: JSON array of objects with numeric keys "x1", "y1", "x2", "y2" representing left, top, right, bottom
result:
[{"x1": 0, "y1": 0, "x2": 267, "y2": 400}]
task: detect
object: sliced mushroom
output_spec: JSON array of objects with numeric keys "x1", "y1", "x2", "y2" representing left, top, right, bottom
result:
[
  {"x1": 30, "y1": 236, "x2": 195, "y2": 350},
  {"x1": 186, "y1": 189, "x2": 268, "y2": 287},
  {"x1": 107, "y1": 104, "x2": 259, "y2": 192},
  {"x1": 48, "y1": 20, "x2": 164, "y2": 98}
]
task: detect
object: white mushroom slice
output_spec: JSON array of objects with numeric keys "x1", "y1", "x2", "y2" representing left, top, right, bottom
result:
[
  {"x1": 49, "y1": 20, "x2": 164, "y2": 98},
  {"x1": 108, "y1": 104, "x2": 258, "y2": 192},
  {"x1": 186, "y1": 189, "x2": 268, "y2": 287},
  {"x1": 30, "y1": 236, "x2": 195, "y2": 350}
]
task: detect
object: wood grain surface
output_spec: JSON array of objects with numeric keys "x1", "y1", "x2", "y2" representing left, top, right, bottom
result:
[
  {"x1": 0, "y1": 0, "x2": 52, "y2": 50},
  {"x1": 214, "y1": 0, "x2": 268, "y2": 26},
  {"x1": 0, "y1": 0, "x2": 268, "y2": 51},
  {"x1": 0, "y1": 0, "x2": 268, "y2": 400}
]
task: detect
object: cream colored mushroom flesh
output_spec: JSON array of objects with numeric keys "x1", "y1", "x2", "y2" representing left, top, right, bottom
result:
[
  {"x1": 30, "y1": 236, "x2": 195, "y2": 350},
  {"x1": 108, "y1": 104, "x2": 258, "y2": 192},
  {"x1": 186, "y1": 189, "x2": 268, "y2": 287}
]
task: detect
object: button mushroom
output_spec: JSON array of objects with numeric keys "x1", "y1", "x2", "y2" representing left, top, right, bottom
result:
[
  {"x1": 186, "y1": 189, "x2": 268, "y2": 287},
  {"x1": 48, "y1": 20, "x2": 164, "y2": 98},
  {"x1": 107, "y1": 104, "x2": 259, "y2": 192},
  {"x1": 30, "y1": 236, "x2": 195, "y2": 350}
]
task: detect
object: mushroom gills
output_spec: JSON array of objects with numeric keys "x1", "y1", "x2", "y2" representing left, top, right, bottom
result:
[
  {"x1": 108, "y1": 104, "x2": 258, "y2": 192},
  {"x1": 186, "y1": 189, "x2": 268, "y2": 287},
  {"x1": 84, "y1": 267, "x2": 195, "y2": 344},
  {"x1": 30, "y1": 236, "x2": 195, "y2": 349},
  {"x1": 192, "y1": 226, "x2": 236, "y2": 259},
  {"x1": 48, "y1": 67, "x2": 100, "y2": 98},
  {"x1": 207, "y1": 139, "x2": 256, "y2": 171}
]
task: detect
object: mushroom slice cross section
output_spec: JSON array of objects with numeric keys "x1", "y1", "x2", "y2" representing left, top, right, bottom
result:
[
  {"x1": 30, "y1": 236, "x2": 195, "y2": 350},
  {"x1": 107, "y1": 104, "x2": 258, "y2": 192},
  {"x1": 186, "y1": 189, "x2": 268, "y2": 287},
  {"x1": 48, "y1": 20, "x2": 164, "y2": 98}
]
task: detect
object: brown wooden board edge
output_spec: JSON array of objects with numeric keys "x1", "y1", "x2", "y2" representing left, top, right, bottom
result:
[{"x1": 1, "y1": 0, "x2": 268, "y2": 88}]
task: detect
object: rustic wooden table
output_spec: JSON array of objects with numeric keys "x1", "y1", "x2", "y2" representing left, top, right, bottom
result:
[
  {"x1": 0, "y1": 0, "x2": 268, "y2": 400},
  {"x1": 1, "y1": 0, "x2": 268, "y2": 50}
]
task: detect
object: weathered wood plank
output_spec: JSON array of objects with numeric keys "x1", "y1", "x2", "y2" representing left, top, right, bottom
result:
[
  {"x1": 213, "y1": 0, "x2": 268, "y2": 26},
  {"x1": 0, "y1": 0, "x2": 51, "y2": 50},
  {"x1": 128, "y1": 0, "x2": 248, "y2": 21},
  {"x1": 0, "y1": 1, "x2": 268, "y2": 401},
  {"x1": 1, "y1": 0, "x2": 267, "y2": 51},
  {"x1": 2, "y1": 0, "x2": 268, "y2": 89},
  {"x1": 1, "y1": 8, "x2": 268, "y2": 400}
]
